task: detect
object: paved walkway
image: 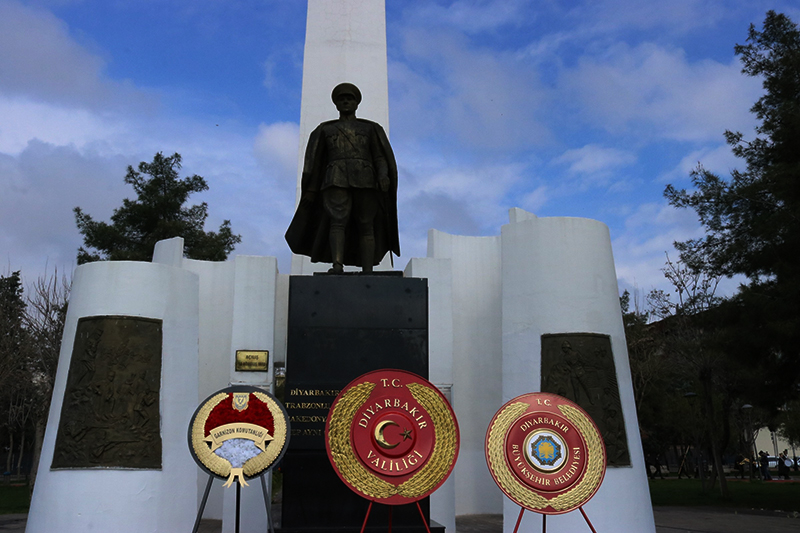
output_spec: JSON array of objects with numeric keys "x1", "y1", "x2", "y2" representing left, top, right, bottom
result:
[
  {"x1": 0, "y1": 515, "x2": 24, "y2": 532},
  {"x1": 3, "y1": 507, "x2": 799, "y2": 532},
  {"x1": 455, "y1": 508, "x2": 800, "y2": 533},
  {"x1": 653, "y1": 506, "x2": 800, "y2": 533}
]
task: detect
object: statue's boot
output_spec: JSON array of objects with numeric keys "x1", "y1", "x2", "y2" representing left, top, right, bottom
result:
[
  {"x1": 329, "y1": 227, "x2": 345, "y2": 274},
  {"x1": 360, "y1": 234, "x2": 375, "y2": 274}
]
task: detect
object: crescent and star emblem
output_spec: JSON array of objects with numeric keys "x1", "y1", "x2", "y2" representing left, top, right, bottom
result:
[
  {"x1": 326, "y1": 369, "x2": 460, "y2": 504},
  {"x1": 374, "y1": 420, "x2": 399, "y2": 449},
  {"x1": 374, "y1": 420, "x2": 413, "y2": 449}
]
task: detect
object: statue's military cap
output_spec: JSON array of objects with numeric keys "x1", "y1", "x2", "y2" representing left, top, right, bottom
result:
[{"x1": 331, "y1": 82, "x2": 362, "y2": 104}]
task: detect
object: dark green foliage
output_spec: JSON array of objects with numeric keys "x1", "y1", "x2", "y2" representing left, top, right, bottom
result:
[
  {"x1": 665, "y1": 11, "x2": 800, "y2": 283},
  {"x1": 0, "y1": 272, "x2": 26, "y2": 391},
  {"x1": 777, "y1": 399, "x2": 800, "y2": 447},
  {"x1": 0, "y1": 272, "x2": 25, "y2": 336},
  {"x1": 664, "y1": 11, "x2": 800, "y2": 412},
  {"x1": 74, "y1": 152, "x2": 241, "y2": 263}
]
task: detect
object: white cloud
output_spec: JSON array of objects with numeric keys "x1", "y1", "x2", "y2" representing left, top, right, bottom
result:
[
  {"x1": 0, "y1": 0, "x2": 300, "y2": 279},
  {"x1": 0, "y1": 96, "x2": 118, "y2": 154},
  {"x1": 519, "y1": 0, "x2": 739, "y2": 70},
  {"x1": 658, "y1": 143, "x2": 742, "y2": 184},
  {"x1": 554, "y1": 144, "x2": 636, "y2": 177},
  {"x1": 559, "y1": 42, "x2": 762, "y2": 142},
  {"x1": 391, "y1": 28, "x2": 549, "y2": 153},
  {"x1": 611, "y1": 201, "x2": 711, "y2": 294},
  {"x1": 408, "y1": 0, "x2": 531, "y2": 34},
  {"x1": 0, "y1": 0, "x2": 154, "y2": 111},
  {"x1": 262, "y1": 46, "x2": 303, "y2": 91},
  {"x1": 396, "y1": 146, "x2": 527, "y2": 259},
  {"x1": 401, "y1": 156, "x2": 523, "y2": 214},
  {"x1": 253, "y1": 121, "x2": 299, "y2": 181},
  {"x1": 578, "y1": 0, "x2": 729, "y2": 36},
  {"x1": 520, "y1": 185, "x2": 548, "y2": 214},
  {"x1": 0, "y1": 116, "x2": 301, "y2": 280},
  {"x1": 0, "y1": 141, "x2": 130, "y2": 277}
]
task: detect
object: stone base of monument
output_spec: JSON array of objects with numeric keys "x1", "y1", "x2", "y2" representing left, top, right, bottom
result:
[{"x1": 277, "y1": 274, "x2": 444, "y2": 533}]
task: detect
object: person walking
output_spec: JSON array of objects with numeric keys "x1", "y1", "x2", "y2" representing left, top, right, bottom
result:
[
  {"x1": 759, "y1": 450, "x2": 773, "y2": 480},
  {"x1": 778, "y1": 450, "x2": 791, "y2": 480}
]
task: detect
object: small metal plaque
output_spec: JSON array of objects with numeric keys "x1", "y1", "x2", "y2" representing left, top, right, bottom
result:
[
  {"x1": 540, "y1": 333, "x2": 630, "y2": 466},
  {"x1": 235, "y1": 350, "x2": 269, "y2": 372},
  {"x1": 52, "y1": 316, "x2": 162, "y2": 469}
]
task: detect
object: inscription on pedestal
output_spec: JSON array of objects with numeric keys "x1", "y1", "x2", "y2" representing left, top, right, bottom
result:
[
  {"x1": 285, "y1": 387, "x2": 339, "y2": 441},
  {"x1": 285, "y1": 276, "x2": 428, "y2": 450},
  {"x1": 52, "y1": 316, "x2": 162, "y2": 470},
  {"x1": 540, "y1": 333, "x2": 630, "y2": 466}
]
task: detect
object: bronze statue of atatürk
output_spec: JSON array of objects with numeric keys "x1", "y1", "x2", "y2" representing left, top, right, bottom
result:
[{"x1": 285, "y1": 83, "x2": 400, "y2": 273}]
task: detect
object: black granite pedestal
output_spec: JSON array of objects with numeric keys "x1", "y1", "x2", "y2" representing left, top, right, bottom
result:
[{"x1": 278, "y1": 274, "x2": 443, "y2": 533}]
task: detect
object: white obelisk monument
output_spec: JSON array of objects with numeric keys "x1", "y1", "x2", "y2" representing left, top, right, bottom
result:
[{"x1": 291, "y1": 0, "x2": 392, "y2": 275}]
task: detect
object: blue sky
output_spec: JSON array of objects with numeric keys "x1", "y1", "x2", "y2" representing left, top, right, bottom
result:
[{"x1": 2, "y1": 0, "x2": 798, "y2": 301}]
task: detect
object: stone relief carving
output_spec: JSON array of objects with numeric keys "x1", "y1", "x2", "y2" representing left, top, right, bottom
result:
[
  {"x1": 540, "y1": 333, "x2": 630, "y2": 466},
  {"x1": 52, "y1": 316, "x2": 162, "y2": 469}
]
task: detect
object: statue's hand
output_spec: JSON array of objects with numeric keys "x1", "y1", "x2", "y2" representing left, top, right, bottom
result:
[{"x1": 379, "y1": 176, "x2": 390, "y2": 192}]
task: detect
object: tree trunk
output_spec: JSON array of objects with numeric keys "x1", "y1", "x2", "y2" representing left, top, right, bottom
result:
[
  {"x1": 6, "y1": 432, "x2": 13, "y2": 473},
  {"x1": 697, "y1": 445, "x2": 706, "y2": 489},
  {"x1": 701, "y1": 371, "x2": 729, "y2": 498},
  {"x1": 708, "y1": 449, "x2": 718, "y2": 489},
  {"x1": 15, "y1": 430, "x2": 25, "y2": 476},
  {"x1": 709, "y1": 439, "x2": 728, "y2": 496}
]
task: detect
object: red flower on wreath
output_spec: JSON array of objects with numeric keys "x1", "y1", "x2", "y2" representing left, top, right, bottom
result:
[{"x1": 204, "y1": 393, "x2": 275, "y2": 436}]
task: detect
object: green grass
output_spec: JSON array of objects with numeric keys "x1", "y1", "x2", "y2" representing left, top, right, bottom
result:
[
  {"x1": 649, "y1": 477, "x2": 800, "y2": 512},
  {"x1": 0, "y1": 484, "x2": 30, "y2": 514}
]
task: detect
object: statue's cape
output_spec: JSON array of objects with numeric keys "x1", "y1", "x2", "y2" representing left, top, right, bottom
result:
[{"x1": 285, "y1": 118, "x2": 400, "y2": 266}]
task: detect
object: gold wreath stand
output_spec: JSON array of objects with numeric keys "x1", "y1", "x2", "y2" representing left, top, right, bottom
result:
[
  {"x1": 486, "y1": 400, "x2": 606, "y2": 533},
  {"x1": 328, "y1": 378, "x2": 460, "y2": 533},
  {"x1": 357, "y1": 500, "x2": 434, "y2": 533},
  {"x1": 191, "y1": 471, "x2": 276, "y2": 533},
  {"x1": 190, "y1": 390, "x2": 289, "y2": 533},
  {"x1": 509, "y1": 505, "x2": 599, "y2": 533}
]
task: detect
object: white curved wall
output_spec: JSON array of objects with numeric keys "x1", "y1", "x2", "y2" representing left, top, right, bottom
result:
[
  {"x1": 500, "y1": 214, "x2": 655, "y2": 533},
  {"x1": 421, "y1": 209, "x2": 655, "y2": 532},
  {"x1": 427, "y1": 229, "x2": 505, "y2": 516},
  {"x1": 154, "y1": 238, "x2": 279, "y2": 531},
  {"x1": 26, "y1": 261, "x2": 199, "y2": 533}
]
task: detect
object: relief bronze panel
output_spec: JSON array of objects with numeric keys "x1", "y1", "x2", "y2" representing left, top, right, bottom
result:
[
  {"x1": 540, "y1": 333, "x2": 630, "y2": 466},
  {"x1": 52, "y1": 316, "x2": 162, "y2": 469}
]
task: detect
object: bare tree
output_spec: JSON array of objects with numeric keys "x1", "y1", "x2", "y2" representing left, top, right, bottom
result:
[
  {"x1": 621, "y1": 288, "x2": 664, "y2": 412},
  {"x1": 23, "y1": 269, "x2": 70, "y2": 488},
  {"x1": 646, "y1": 255, "x2": 731, "y2": 497}
]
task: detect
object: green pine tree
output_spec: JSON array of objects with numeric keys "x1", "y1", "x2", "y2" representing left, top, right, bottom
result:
[
  {"x1": 74, "y1": 152, "x2": 241, "y2": 263},
  {"x1": 664, "y1": 11, "x2": 800, "y2": 409}
]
